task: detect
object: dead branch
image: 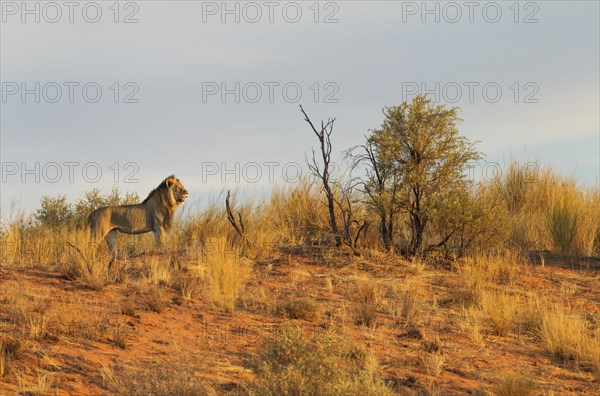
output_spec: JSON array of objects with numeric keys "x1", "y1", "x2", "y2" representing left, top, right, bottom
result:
[
  {"x1": 300, "y1": 104, "x2": 341, "y2": 246},
  {"x1": 226, "y1": 190, "x2": 245, "y2": 239}
]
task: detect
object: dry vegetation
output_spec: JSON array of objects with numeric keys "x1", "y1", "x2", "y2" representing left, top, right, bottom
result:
[{"x1": 0, "y1": 161, "x2": 599, "y2": 395}]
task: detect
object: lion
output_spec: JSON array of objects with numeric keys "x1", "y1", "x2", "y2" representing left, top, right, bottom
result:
[{"x1": 88, "y1": 175, "x2": 188, "y2": 256}]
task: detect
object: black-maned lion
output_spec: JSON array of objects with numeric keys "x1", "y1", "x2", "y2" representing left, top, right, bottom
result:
[{"x1": 88, "y1": 175, "x2": 188, "y2": 255}]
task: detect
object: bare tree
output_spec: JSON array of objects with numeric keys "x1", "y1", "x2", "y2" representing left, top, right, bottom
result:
[
  {"x1": 300, "y1": 105, "x2": 341, "y2": 247},
  {"x1": 333, "y1": 178, "x2": 369, "y2": 255}
]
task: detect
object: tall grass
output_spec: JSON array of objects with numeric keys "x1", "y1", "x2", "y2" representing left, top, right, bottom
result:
[
  {"x1": 486, "y1": 162, "x2": 599, "y2": 256},
  {"x1": 546, "y1": 200, "x2": 580, "y2": 257},
  {"x1": 204, "y1": 236, "x2": 252, "y2": 313},
  {"x1": 267, "y1": 179, "x2": 329, "y2": 245},
  {"x1": 537, "y1": 305, "x2": 599, "y2": 372}
]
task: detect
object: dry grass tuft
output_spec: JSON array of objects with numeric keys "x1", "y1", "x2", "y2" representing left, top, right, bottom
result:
[
  {"x1": 492, "y1": 372, "x2": 535, "y2": 396},
  {"x1": 0, "y1": 337, "x2": 21, "y2": 377},
  {"x1": 459, "y1": 265, "x2": 486, "y2": 307},
  {"x1": 480, "y1": 291, "x2": 520, "y2": 337},
  {"x1": 422, "y1": 351, "x2": 445, "y2": 378},
  {"x1": 172, "y1": 269, "x2": 203, "y2": 300},
  {"x1": 537, "y1": 305, "x2": 600, "y2": 372},
  {"x1": 145, "y1": 286, "x2": 168, "y2": 313},
  {"x1": 101, "y1": 359, "x2": 215, "y2": 396},
  {"x1": 111, "y1": 321, "x2": 132, "y2": 349},
  {"x1": 204, "y1": 237, "x2": 252, "y2": 313},
  {"x1": 142, "y1": 257, "x2": 172, "y2": 286},
  {"x1": 120, "y1": 296, "x2": 137, "y2": 317},
  {"x1": 352, "y1": 278, "x2": 383, "y2": 326},
  {"x1": 388, "y1": 282, "x2": 420, "y2": 328}
]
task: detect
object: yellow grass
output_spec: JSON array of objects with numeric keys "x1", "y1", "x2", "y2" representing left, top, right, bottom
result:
[
  {"x1": 537, "y1": 305, "x2": 600, "y2": 372},
  {"x1": 492, "y1": 372, "x2": 535, "y2": 396},
  {"x1": 204, "y1": 236, "x2": 252, "y2": 313}
]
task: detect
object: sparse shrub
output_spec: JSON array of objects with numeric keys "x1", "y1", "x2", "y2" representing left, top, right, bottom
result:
[
  {"x1": 249, "y1": 324, "x2": 393, "y2": 396},
  {"x1": 145, "y1": 286, "x2": 167, "y2": 313},
  {"x1": 279, "y1": 298, "x2": 321, "y2": 321},
  {"x1": 34, "y1": 195, "x2": 73, "y2": 228},
  {"x1": 120, "y1": 297, "x2": 137, "y2": 317},
  {"x1": 492, "y1": 372, "x2": 535, "y2": 396},
  {"x1": 350, "y1": 95, "x2": 482, "y2": 254},
  {"x1": 111, "y1": 322, "x2": 132, "y2": 349},
  {"x1": 204, "y1": 237, "x2": 252, "y2": 313}
]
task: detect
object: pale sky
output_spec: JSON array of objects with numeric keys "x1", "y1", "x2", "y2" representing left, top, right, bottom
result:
[{"x1": 1, "y1": 1, "x2": 599, "y2": 216}]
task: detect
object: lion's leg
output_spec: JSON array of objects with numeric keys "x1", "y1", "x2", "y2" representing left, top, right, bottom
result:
[
  {"x1": 106, "y1": 229, "x2": 118, "y2": 258},
  {"x1": 153, "y1": 229, "x2": 164, "y2": 249}
]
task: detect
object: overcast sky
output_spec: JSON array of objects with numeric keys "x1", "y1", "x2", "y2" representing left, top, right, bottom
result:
[{"x1": 1, "y1": 1, "x2": 599, "y2": 216}]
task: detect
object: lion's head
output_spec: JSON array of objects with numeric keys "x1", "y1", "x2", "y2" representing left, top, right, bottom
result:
[
  {"x1": 164, "y1": 175, "x2": 188, "y2": 206},
  {"x1": 143, "y1": 175, "x2": 188, "y2": 208}
]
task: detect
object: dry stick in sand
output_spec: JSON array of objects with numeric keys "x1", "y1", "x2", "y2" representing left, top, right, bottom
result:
[{"x1": 226, "y1": 190, "x2": 245, "y2": 240}]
